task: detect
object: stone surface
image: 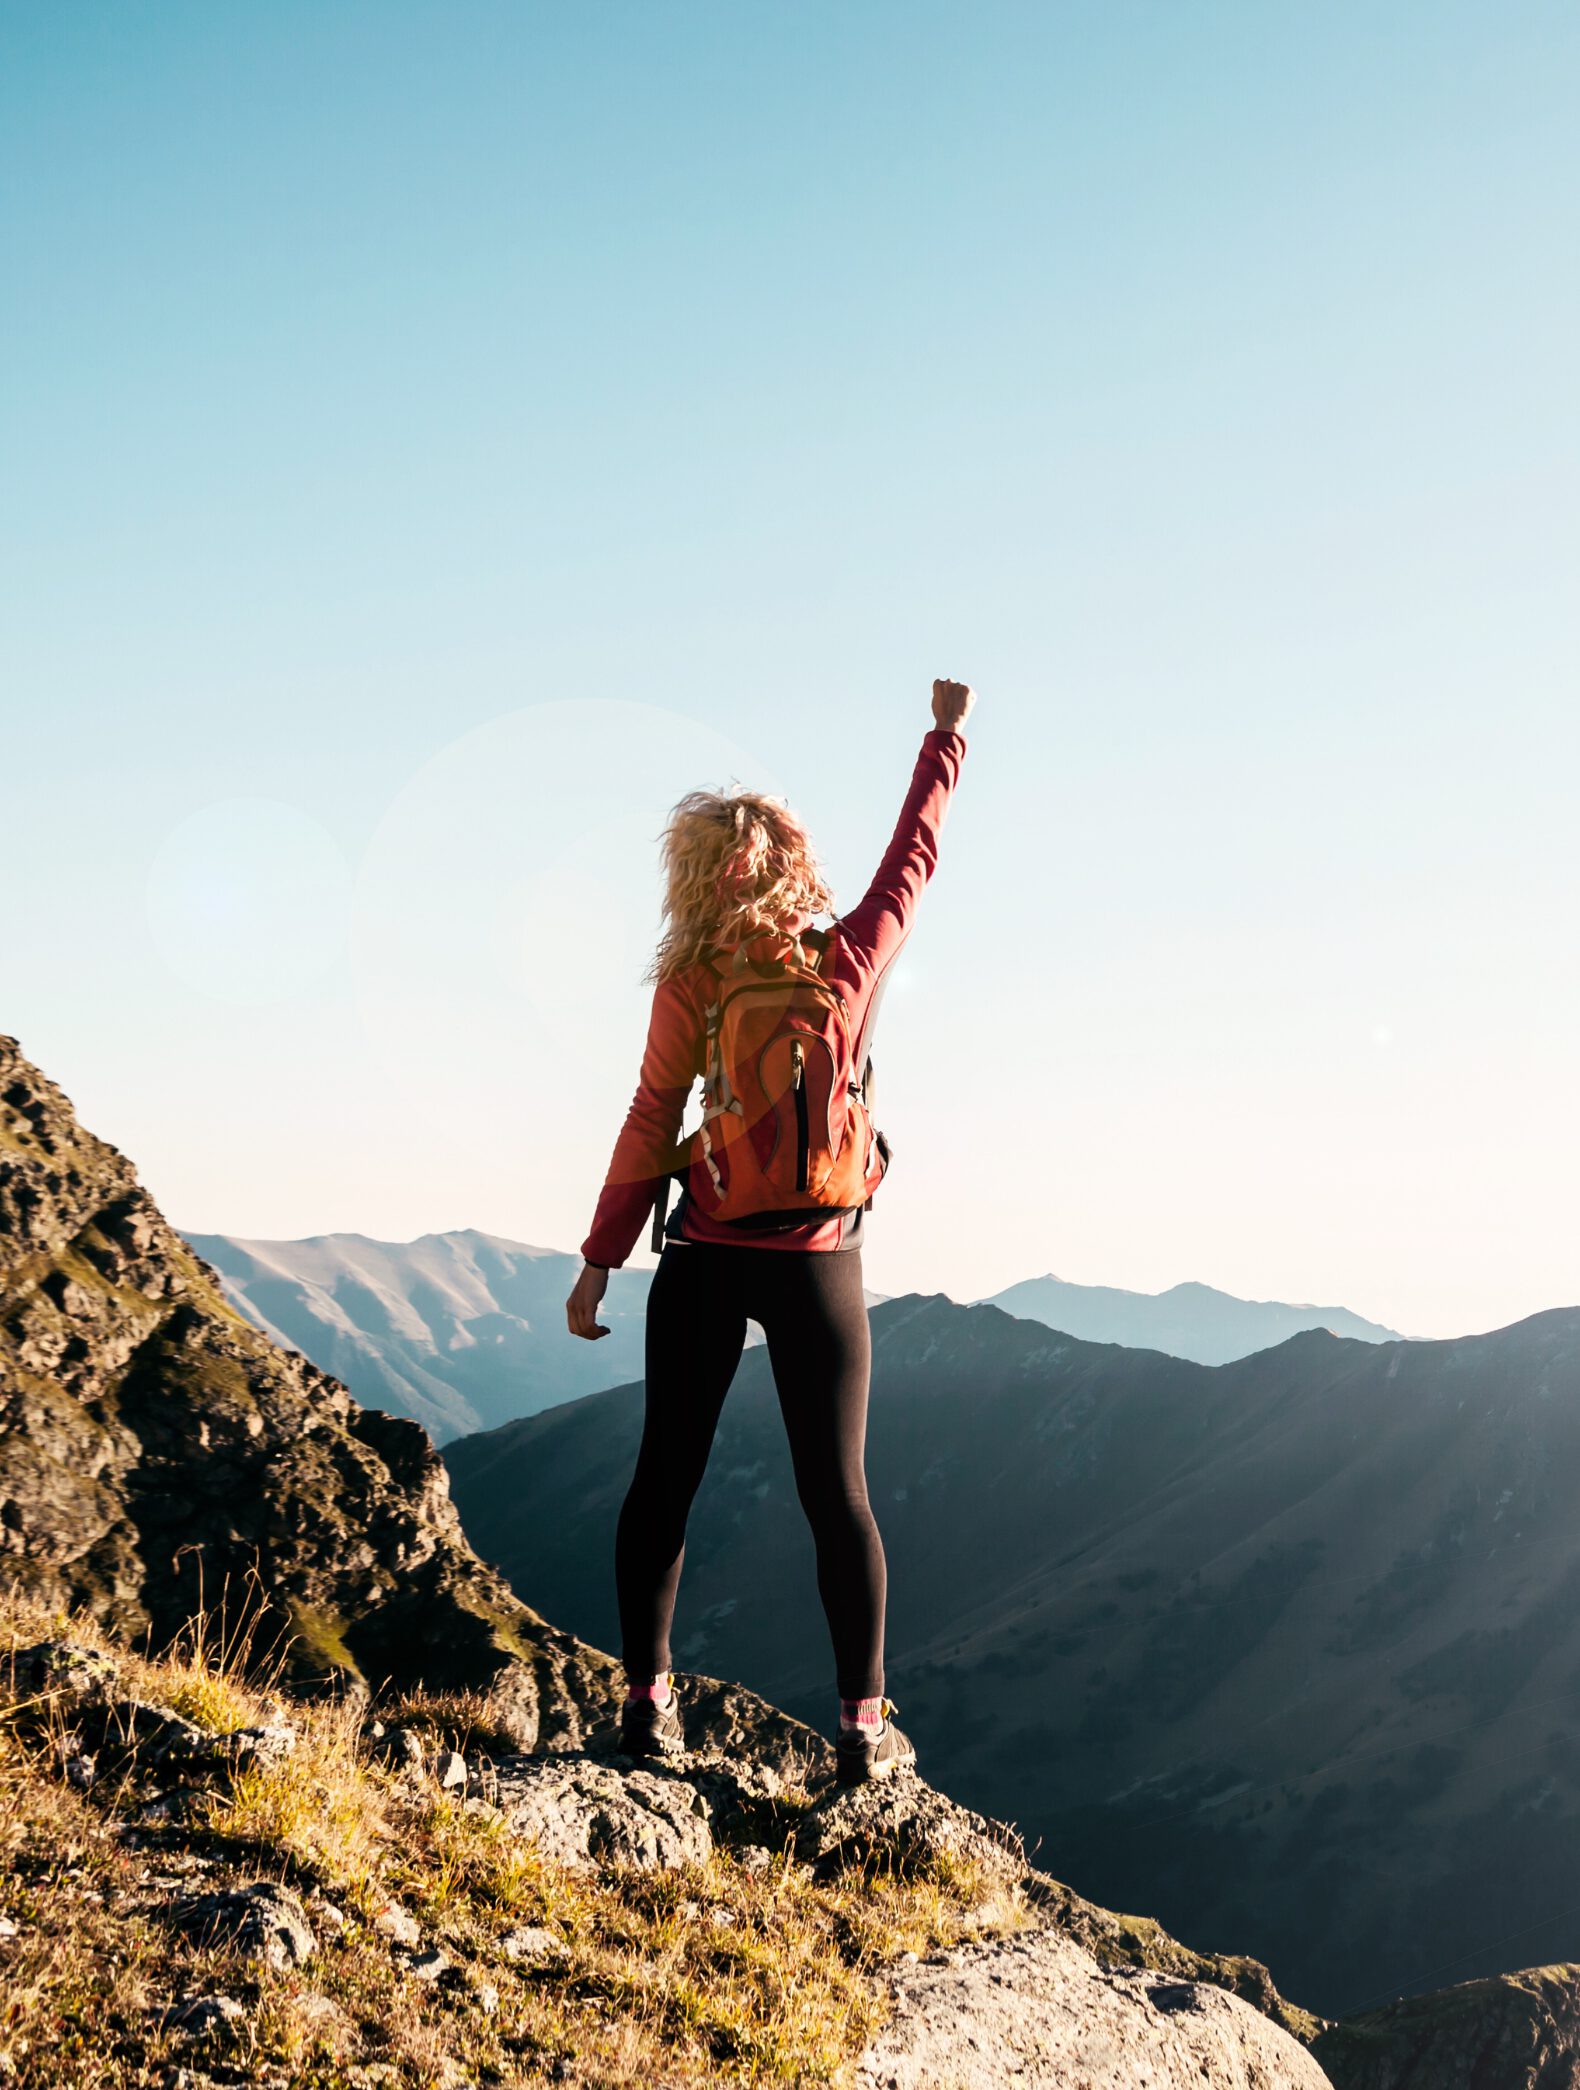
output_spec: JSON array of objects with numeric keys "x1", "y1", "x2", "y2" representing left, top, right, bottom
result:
[
  {"x1": 433, "y1": 1747, "x2": 468, "y2": 1791},
  {"x1": 46, "y1": 1695, "x2": 301, "y2": 1789},
  {"x1": 801, "y1": 1769, "x2": 1026, "y2": 1883},
  {"x1": 176, "y1": 1883, "x2": 316, "y2": 1970},
  {"x1": 856, "y1": 1925, "x2": 1334, "y2": 2090},
  {"x1": 496, "y1": 1754, "x2": 714, "y2": 1871},
  {"x1": 1020, "y1": 1874, "x2": 1312, "y2": 2041},
  {"x1": 500, "y1": 1924, "x2": 568, "y2": 1965},
  {"x1": 8, "y1": 1639, "x2": 120, "y2": 1701},
  {"x1": 218, "y1": 1720, "x2": 298, "y2": 1769},
  {"x1": 371, "y1": 1899, "x2": 422, "y2": 1948},
  {"x1": 371, "y1": 1723, "x2": 427, "y2": 1771},
  {"x1": 169, "y1": 1994, "x2": 247, "y2": 2040},
  {"x1": 105, "y1": 1699, "x2": 211, "y2": 1758},
  {"x1": 657, "y1": 1674, "x2": 837, "y2": 1784},
  {"x1": 306, "y1": 1892, "x2": 348, "y2": 1935}
]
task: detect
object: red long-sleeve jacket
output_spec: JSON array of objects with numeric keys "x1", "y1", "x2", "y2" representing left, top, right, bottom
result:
[{"x1": 580, "y1": 726, "x2": 968, "y2": 1269}]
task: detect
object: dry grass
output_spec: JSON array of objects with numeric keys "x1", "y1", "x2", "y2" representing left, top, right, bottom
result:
[
  {"x1": 375, "y1": 1684, "x2": 525, "y2": 1762},
  {"x1": 0, "y1": 1588, "x2": 1025, "y2": 2088}
]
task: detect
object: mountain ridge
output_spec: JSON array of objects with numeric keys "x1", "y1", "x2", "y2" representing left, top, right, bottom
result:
[
  {"x1": 975, "y1": 1268, "x2": 1402, "y2": 1362},
  {"x1": 194, "y1": 1225, "x2": 1402, "y2": 1438},
  {"x1": 187, "y1": 1225, "x2": 658, "y2": 1443}
]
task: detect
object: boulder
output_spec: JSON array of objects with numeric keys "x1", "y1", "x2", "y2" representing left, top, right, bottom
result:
[
  {"x1": 103, "y1": 1699, "x2": 211, "y2": 1759},
  {"x1": 802, "y1": 1771, "x2": 1026, "y2": 1883},
  {"x1": 495, "y1": 1755, "x2": 713, "y2": 1871},
  {"x1": 158, "y1": 1717, "x2": 300, "y2": 1777},
  {"x1": 856, "y1": 1924, "x2": 1333, "y2": 2089}
]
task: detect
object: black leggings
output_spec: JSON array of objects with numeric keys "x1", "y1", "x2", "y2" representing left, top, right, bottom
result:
[{"x1": 615, "y1": 1241, "x2": 886, "y2": 1702}]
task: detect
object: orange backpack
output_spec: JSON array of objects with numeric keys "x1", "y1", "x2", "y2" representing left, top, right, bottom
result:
[{"x1": 652, "y1": 932, "x2": 891, "y2": 1245}]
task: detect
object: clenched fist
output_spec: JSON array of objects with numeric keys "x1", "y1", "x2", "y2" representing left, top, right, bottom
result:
[
  {"x1": 932, "y1": 678, "x2": 977, "y2": 733},
  {"x1": 566, "y1": 1260, "x2": 611, "y2": 1340}
]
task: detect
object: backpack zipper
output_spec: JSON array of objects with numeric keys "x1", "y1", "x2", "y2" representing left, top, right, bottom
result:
[
  {"x1": 716, "y1": 977, "x2": 847, "y2": 1018},
  {"x1": 790, "y1": 1038, "x2": 809, "y2": 1192}
]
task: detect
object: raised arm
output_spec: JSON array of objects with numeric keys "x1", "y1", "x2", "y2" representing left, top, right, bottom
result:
[{"x1": 836, "y1": 678, "x2": 976, "y2": 977}]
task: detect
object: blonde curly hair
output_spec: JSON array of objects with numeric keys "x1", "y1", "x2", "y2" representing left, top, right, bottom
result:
[{"x1": 645, "y1": 786, "x2": 834, "y2": 985}]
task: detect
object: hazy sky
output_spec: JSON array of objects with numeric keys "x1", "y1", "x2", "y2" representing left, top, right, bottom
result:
[{"x1": 4, "y1": 3, "x2": 1577, "y2": 1338}]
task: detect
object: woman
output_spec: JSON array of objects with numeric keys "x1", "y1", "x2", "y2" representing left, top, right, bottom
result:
[{"x1": 566, "y1": 677, "x2": 975, "y2": 1783}]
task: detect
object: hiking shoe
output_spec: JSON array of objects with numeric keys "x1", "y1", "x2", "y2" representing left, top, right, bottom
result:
[
  {"x1": 835, "y1": 1699, "x2": 918, "y2": 1786},
  {"x1": 619, "y1": 1685, "x2": 685, "y2": 1759}
]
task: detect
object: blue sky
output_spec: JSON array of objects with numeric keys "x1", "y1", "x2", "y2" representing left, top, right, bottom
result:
[{"x1": 4, "y1": 2, "x2": 1577, "y2": 1336}]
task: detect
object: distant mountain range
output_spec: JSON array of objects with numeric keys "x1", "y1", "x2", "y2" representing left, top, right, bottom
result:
[
  {"x1": 194, "y1": 1228, "x2": 1397, "y2": 1439},
  {"x1": 443, "y1": 1294, "x2": 1580, "y2": 2018},
  {"x1": 187, "y1": 1230, "x2": 658, "y2": 1443},
  {"x1": 975, "y1": 1273, "x2": 1399, "y2": 1361}
]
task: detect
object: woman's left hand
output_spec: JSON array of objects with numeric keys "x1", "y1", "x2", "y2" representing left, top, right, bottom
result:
[{"x1": 566, "y1": 1261, "x2": 612, "y2": 1340}]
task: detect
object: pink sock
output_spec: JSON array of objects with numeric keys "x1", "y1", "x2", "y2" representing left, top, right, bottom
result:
[
  {"x1": 840, "y1": 1695, "x2": 884, "y2": 1732},
  {"x1": 626, "y1": 1672, "x2": 673, "y2": 1706}
]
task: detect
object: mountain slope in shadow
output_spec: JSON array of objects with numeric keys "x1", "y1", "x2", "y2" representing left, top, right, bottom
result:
[{"x1": 445, "y1": 1290, "x2": 1580, "y2": 2016}]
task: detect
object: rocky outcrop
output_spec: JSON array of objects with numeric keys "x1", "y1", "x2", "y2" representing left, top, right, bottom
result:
[
  {"x1": 3, "y1": 1614, "x2": 1342, "y2": 2087},
  {"x1": 856, "y1": 1926, "x2": 1333, "y2": 2089},
  {"x1": 35, "y1": 1583, "x2": 1580, "y2": 2089},
  {"x1": 489, "y1": 1734, "x2": 1029, "y2": 1887},
  {"x1": 1314, "y1": 1966, "x2": 1580, "y2": 2090},
  {"x1": 0, "y1": 1039, "x2": 613, "y2": 1739}
]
